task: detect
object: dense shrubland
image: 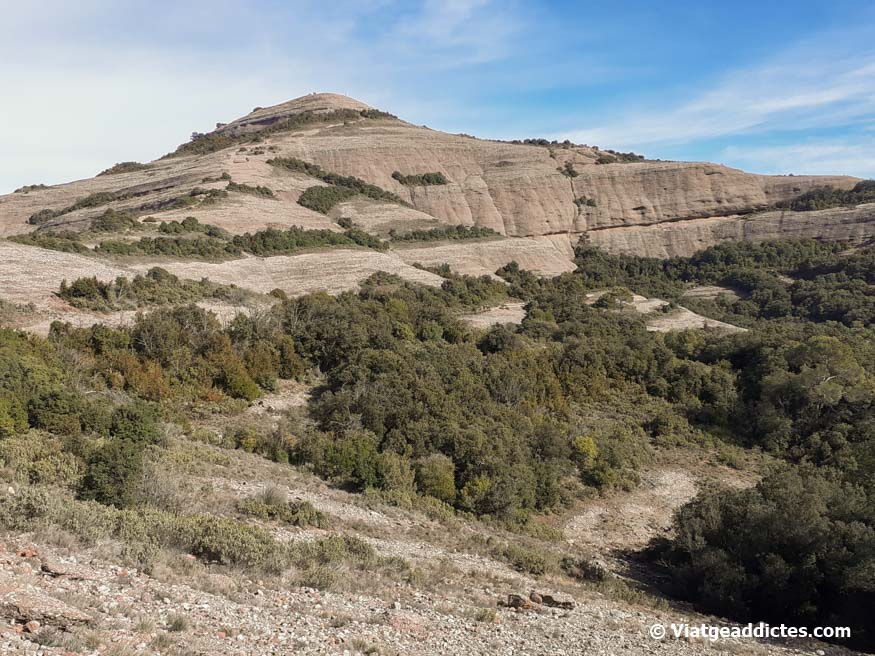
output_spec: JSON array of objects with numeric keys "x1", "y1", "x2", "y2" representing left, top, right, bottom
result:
[
  {"x1": 777, "y1": 179, "x2": 875, "y2": 211},
  {"x1": 554, "y1": 238, "x2": 875, "y2": 650},
  {"x1": 3, "y1": 236, "x2": 875, "y2": 647}
]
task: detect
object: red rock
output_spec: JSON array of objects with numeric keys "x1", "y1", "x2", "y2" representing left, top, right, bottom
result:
[
  {"x1": 16, "y1": 548, "x2": 37, "y2": 559},
  {"x1": 24, "y1": 620, "x2": 40, "y2": 633},
  {"x1": 217, "y1": 630, "x2": 227, "y2": 639}
]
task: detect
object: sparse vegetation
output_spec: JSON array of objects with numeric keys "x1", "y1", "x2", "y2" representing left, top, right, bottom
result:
[
  {"x1": 238, "y1": 490, "x2": 332, "y2": 528},
  {"x1": 595, "y1": 149, "x2": 645, "y2": 164},
  {"x1": 14, "y1": 183, "x2": 49, "y2": 193},
  {"x1": 162, "y1": 108, "x2": 397, "y2": 159},
  {"x1": 58, "y1": 267, "x2": 254, "y2": 311},
  {"x1": 97, "y1": 162, "x2": 151, "y2": 176},
  {"x1": 226, "y1": 181, "x2": 275, "y2": 198},
  {"x1": 267, "y1": 157, "x2": 405, "y2": 213},
  {"x1": 559, "y1": 162, "x2": 579, "y2": 178}
]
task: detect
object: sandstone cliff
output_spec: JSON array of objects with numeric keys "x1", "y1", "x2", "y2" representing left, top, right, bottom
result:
[{"x1": 0, "y1": 93, "x2": 871, "y2": 270}]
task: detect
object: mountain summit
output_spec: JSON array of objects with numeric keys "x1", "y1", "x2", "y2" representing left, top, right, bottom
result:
[{"x1": 216, "y1": 93, "x2": 378, "y2": 136}]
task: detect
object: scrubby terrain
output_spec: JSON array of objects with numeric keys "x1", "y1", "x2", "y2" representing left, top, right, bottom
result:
[{"x1": 2, "y1": 94, "x2": 875, "y2": 656}]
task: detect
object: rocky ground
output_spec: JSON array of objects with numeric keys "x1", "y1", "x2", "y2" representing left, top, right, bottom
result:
[{"x1": 0, "y1": 439, "x2": 858, "y2": 656}]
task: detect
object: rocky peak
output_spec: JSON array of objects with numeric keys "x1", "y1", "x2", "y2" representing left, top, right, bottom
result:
[{"x1": 216, "y1": 92, "x2": 377, "y2": 136}]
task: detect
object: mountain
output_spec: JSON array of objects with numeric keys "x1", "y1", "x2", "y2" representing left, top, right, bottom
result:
[
  {"x1": 1, "y1": 92, "x2": 874, "y2": 335},
  {"x1": 2, "y1": 94, "x2": 874, "y2": 655},
  {"x1": 2, "y1": 93, "x2": 871, "y2": 256}
]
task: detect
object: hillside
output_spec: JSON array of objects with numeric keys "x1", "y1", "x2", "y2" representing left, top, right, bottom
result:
[
  {"x1": 2, "y1": 94, "x2": 875, "y2": 656},
  {"x1": 1, "y1": 92, "x2": 869, "y2": 244}
]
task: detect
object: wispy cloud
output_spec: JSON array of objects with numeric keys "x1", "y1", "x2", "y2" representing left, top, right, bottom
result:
[
  {"x1": 722, "y1": 138, "x2": 875, "y2": 179},
  {"x1": 562, "y1": 27, "x2": 875, "y2": 151},
  {"x1": 0, "y1": 0, "x2": 525, "y2": 192}
]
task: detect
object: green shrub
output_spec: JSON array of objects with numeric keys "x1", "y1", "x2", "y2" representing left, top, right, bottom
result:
[
  {"x1": 389, "y1": 225, "x2": 498, "y2": 242},
  {"x1": 226, "y1": 182, "x2": 275, "y2": 198},
  {"x1": 391, "y1": 171, "x2": 448, "y2": 186},
  {"x1": 80, "y1": 438, "x2": 147, "y2": 508},
  {"x1": 9, "y1": 232, "x2": 90, "y2": 253},
  {"x1": 90, "y1": 209, "x2": 140, "y2": 232},
  {"x1": 14, "y1": 184, "x2": 49, "y2": 193},
  {"x1": 494, "y1": 541, "x2": 551, "y2": 575},
  {"x1": 414, "y1": 454, "x2": 456, "y2": 503},
  {"x1": 0, "y1": 431, "x2": 84, "y2": 488},
  {"x1": 58, "y1": 268, "x2": 252, "y2": 312},
  {"x1": 176, "y1": 514, "x2": 288, "y2": 571},
  {"x1": 655, "y1": 466, "x2": 875, "y2": 651},
  {"x1": 238, "y1": 494, "x2": 332, "y2": 528},
  {"x1": 97, "y1": 162, "x2": 151, "y2": 176},
  {"x1": 777, "y1": 180, "x2": 875, "y2": 211},
  {"x1": 297, "y1": 186, "x2": 357, "y2": 214},
  {"x1": 268, "y1": 157, "x2": 405, "y2": 211},
  {"x1": 559, "y1": 162, "x2": 579, "y2": 177}
]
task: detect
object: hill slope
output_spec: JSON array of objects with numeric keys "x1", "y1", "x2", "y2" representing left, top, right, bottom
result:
[{"x1": 1, "y1": 93, "x2": 869, "y2": 253}]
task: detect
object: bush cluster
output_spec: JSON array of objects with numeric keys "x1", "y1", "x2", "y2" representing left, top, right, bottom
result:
[
  {"x1": 267, "y1": 157, "x2": 405, "y2": 213},
  {"x1": 58, "y1": 267, "x2": 253, "y2": 311},
  {"x1": 97, "y1": 162, "x2": 151, "y2": 176},
  {"x1": 226, "y1": 182, "x2": 275, "y2": 198},
  {"x1": 776, "y1": 179, "x2": 875, "y2": 211},
  {"x1": 389, "y1": 225, "x2": 498, "y2": 242},
  {"x1": 391, "y1": 171, "x2": 448, "y2": 186},
  {"x1": 163, "y1": 108, "x2": 397, "y2": 159}
]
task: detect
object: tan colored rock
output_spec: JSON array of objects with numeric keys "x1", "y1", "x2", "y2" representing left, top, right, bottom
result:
[
  {"x1": 0, "y1": 584, "x2": 92, "y2": 627},
  {"x1": 1, "y1": 93, "x2": 862, "y2": 250},
  {"x1": 589, "y1": 203, "x2": 875, "y2": 258},
  {"x1": 394, "y1": 234, "x2": 577, "y2": 278}
]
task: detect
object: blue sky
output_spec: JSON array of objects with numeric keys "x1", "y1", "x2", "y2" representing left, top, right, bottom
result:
[{"x1": 2, "y1": 0, "x2": 874, "y2": 193}]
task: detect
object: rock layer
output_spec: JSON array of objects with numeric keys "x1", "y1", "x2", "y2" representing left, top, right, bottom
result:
[{"x1": 1, "y1": 93, "x2": 872, "y2": 272}]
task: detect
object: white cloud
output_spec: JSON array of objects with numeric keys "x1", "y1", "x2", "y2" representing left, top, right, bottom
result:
[
  {"x1": 561, "y1": 29, "x2": 875, "y2": 150},
  {"x1": 722, "y1": 140, "x2": 875, "y2": 179},
  {"x1": 0, "y1": 0, "x2": 525, "y2": 192}
]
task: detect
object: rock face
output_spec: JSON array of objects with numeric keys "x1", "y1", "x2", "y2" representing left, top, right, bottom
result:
[
  {"x1": 588, "y1": 203, "x2": 875, "y2": 258},
  {"x1": 0, "y1": 92, "x2": 872, "y2": 268}
]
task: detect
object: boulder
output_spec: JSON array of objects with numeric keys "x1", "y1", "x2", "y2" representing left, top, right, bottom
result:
[
  {"x1": 0, "y1": 585, "x2": 92, "y2": 628},
  {"x1": 505, "y1": 594, "x2": 533, "y2": 610},
  {"x1": 540, "y1": 593, "x2": 575, "y2": 610}
]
